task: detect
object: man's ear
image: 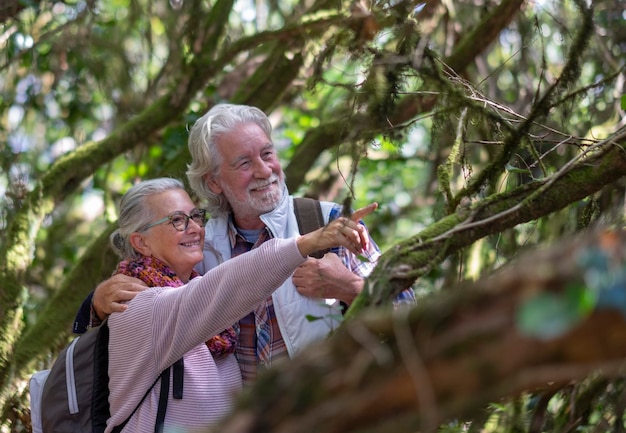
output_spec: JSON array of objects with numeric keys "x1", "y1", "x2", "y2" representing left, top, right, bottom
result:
[
  {"x1": 130, "y1": 233, "x2": 151, "y2": 256},
  {"x1": 204, "y1": 173, "x2": 222, "y2": 194}
]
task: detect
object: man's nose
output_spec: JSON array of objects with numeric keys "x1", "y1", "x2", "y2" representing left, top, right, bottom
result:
[{"x1": 252, "y1": 159, "x2": 273, "y2": 177}]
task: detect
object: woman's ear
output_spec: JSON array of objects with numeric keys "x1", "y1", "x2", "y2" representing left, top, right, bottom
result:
[
  {"x1": 204, "y1": 173, "x2": 222, "y2": 195},
  {"x1": 130, "y1": 232, "x2": 151, "y2": 256}
]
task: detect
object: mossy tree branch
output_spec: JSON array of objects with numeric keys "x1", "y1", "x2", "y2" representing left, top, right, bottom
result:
[{"x1": 348, "y1": 136, "x2": 626, "y2": 315}]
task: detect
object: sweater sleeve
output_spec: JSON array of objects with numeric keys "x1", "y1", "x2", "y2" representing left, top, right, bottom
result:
[{"x1": 108, "y1": 237, "x2": 306, "y2": 373}]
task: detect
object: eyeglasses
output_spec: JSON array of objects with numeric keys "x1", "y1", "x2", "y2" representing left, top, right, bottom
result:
[{"x1": 143, "y1": 208, "x2": 207, "y2": 232}]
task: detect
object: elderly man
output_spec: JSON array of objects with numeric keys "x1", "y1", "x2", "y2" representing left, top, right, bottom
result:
[{"x1": 78, "y1": 103, "x2": 414, "y2": 384}]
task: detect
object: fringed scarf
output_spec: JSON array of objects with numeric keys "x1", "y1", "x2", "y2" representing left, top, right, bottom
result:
[{"x1": 115, "y1": 255, "x2": 237, "y2": 357}]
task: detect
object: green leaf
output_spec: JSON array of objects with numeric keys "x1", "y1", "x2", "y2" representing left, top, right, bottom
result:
[
  {"x1": 621, "y1": 95, "x2": 626, "y2": 111},
  {"x1": 516, "y1": 286, "x2": 590, "y2": 340},
  {"x1": 357, "y1": 254, "x2": 369, "y2": 262},
  {"x1": 565, "y1": 282, "x2": 595, "y2": 315}
]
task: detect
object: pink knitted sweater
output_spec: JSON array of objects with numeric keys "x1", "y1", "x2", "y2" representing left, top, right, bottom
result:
[{"x1": 105, "y1": 238, "x2": 305, "y2": 432}]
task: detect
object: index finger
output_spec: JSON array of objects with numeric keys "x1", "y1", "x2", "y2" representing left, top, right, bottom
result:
[{"x1": 351, "y1": 202, "x2": 378, "y2": 222}]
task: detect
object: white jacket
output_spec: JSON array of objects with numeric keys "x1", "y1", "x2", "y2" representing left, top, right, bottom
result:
[{"x1": 195, "y1": 189, "x2": 343, "y2": 357}]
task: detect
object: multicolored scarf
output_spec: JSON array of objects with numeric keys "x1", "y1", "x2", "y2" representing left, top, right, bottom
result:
[{"x1": 115, "y1": 255, "x2": 237, "y2": 357}]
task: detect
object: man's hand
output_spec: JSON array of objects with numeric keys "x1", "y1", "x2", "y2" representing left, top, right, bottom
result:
[
  {"x1": 292, "y1": 253, "x2": 363, "y2": 305},
  {"x1": 92, "y1": 274, "x2": 147, "y2": 320}
]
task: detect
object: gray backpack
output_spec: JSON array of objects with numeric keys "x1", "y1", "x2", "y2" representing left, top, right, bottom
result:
[{"x1": 29, "y1": 319, "x2": 182, "y2": 433}]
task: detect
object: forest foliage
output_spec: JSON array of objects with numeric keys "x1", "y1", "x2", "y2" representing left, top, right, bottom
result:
[{"x1": 1, "y1": 0, "x2": 625, "y2": 431}]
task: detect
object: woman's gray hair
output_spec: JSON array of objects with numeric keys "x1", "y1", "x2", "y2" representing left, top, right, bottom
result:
[
  {"x1": 186, "y1": 103, "x2": 273, "y2": 216},
  {"x1": 110, "y1": 178, "x2": 185, "y2": 259}
]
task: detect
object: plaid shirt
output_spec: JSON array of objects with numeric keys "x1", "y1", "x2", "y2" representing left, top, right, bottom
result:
[
  {"x1": 230, "y1": 203, "x2": 415, "y2": 384},
  {"x1": 230, "y1": 225, "x2": 287, "y2": 384}
]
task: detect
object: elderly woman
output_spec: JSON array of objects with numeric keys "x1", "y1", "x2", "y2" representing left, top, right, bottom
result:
[{"x1": 103, "y1": 178, "x2": 373, "y2": 432}]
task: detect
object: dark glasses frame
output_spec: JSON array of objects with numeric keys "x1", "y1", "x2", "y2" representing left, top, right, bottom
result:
[{"x1": 143, "y1": 208, "x2": 207, "y2": 232}]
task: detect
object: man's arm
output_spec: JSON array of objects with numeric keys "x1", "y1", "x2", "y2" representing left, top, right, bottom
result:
[
  {"x1": 73, "y1": 274, "x2": 147, "y2": 334},
  {"x1": 92, "y1": 274, "x2": 147, "y2": 318},
  {"x1": 293, "y1": 253, "x2": 416, "y2": 306},
  {"x1": 292, "y1": 253, "x2": 363, "y2": 304}
]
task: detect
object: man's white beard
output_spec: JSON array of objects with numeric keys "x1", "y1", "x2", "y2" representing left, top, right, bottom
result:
[{"x1": 225, "y1": 174, "x2": 284, "y2": 219}]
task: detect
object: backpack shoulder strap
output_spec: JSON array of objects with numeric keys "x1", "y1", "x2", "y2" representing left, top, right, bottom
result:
[
  {"x1": 293, "y1": 197, "x2": 329, "y2": 259},
  {"x1": 293, "y1": 197, "x2": 325, "y2": 235},
  {"x1": 92, "y1": 320, "x2": 111, "y2": 432},
  {"x1": 294, "y1": 197, "x2": 351, "y2": 314}
]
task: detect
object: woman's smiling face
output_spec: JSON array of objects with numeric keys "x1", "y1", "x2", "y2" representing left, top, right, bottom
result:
[{"x1": 138, "y1": 188, "x2": 205, "y2": 281}]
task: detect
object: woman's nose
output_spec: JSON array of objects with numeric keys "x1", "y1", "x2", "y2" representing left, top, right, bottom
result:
[{"x1": 186, "y1": 217, "x2": 204, "y2": 231}]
